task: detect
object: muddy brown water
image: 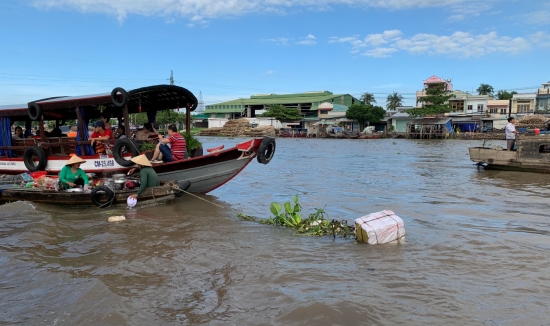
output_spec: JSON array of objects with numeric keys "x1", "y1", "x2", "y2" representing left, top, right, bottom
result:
[{"x1": 1, "y1": 138, "x2": 550, "y2": 325}]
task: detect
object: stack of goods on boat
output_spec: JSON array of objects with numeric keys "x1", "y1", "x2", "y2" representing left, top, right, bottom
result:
[
  {"x1": 199, "y1": 119, "x2": 276, "y2": 137},
  {"x1": 516, "y1": 115, "x2": 550, "y2": 133}
]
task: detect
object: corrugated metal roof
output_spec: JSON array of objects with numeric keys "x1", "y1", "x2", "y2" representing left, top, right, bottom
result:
[{"x1": 415, "y1": 118, "x2": 451, "y2": 125}]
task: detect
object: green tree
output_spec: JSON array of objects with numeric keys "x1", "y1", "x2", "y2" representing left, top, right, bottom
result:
[
  {"x1": 386, "y1": 92, "x2": 403, "y2": 111},
  {"x1": 261, "y1": 104, "x2": 302, "y2": 121},
  {"x1": 407, "y1": 82, "x2": 455, "y2": 117},
  {"x1": 476, "y1": 83, "x2": 494, "y2": 96},
  {"x1": 345, "y1": 103, "x2": 386, "y2": 130},
  {"x1": 360, "y1": 92, "x2": 377, "y2": 105},
  {"x1": 496, "y1": 90, "x2": 517, "y2": 100}
]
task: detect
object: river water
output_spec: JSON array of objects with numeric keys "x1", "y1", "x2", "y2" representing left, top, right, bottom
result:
[{"x1": 1, "y1": 137, "x2": 549, "y2": 325}]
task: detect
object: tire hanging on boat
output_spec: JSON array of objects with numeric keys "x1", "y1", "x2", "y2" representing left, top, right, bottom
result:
[
  {"x1": 256, "y1": 137, "x2": 276, "y2": 165},
  {"x1": 111, "y1": 87, "x2": 129, "y2": 108},
  {"x1": 112, "y1": 138, "x2": 140, "y2": 167},
  {"x1": 27, "y1": 102, "x2": 42, "y2": 121},
  {"x1": 23, "y1": 145, "x2": 47, "y2": 171},
  {"x1": 91, "y1": 185, "x2": 115, "y2": 207}
]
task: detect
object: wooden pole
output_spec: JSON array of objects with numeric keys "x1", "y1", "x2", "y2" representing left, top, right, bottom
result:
[
  {"x1": 75, "y1": 107, "x2": 85, "y2": 155},
  {"x1": 39, "y1": 115, "x2": 46, "y2": 141},
  {"x1": 186, "y1": 103, "x2": 191, "y2": 134},
  {"x1": 123, "y1": 104, "x2": 130, "y2": 139}
]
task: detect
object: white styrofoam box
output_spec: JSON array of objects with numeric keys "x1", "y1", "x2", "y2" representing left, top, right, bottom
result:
[{"x1": 355, "y1": 210, "x2": 405, "y2": 244}]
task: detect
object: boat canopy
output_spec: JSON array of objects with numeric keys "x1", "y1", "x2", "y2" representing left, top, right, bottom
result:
[{"x1": 0, "y1": 84, "x2": 198, "y2": 121}]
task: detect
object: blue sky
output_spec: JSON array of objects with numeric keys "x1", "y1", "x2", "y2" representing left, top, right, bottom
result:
[{"x1": 0, "y1": 0, "x2": 548, "y2": 108}]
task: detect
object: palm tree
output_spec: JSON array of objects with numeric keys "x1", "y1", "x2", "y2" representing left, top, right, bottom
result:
[
  {"x1": 360, "y1": 92, "x2": 376, "y2": 105},
  {"x1": 496, "y1": 90, "x2": 517, "y2": 100},
  {"x1": 476, "y1": 84, "x2": 494, "y2": 96},
  {"x1": 386, "y1": 92, "x2": 403, "y2": 111}
]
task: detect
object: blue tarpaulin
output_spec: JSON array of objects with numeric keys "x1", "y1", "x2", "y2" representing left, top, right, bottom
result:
[
  {"x1": 75, "y1": 107, "x2": 94, "y2": 156},
  {"x1": 0, "y1": 117, "x2": 14, "y2": 157}
]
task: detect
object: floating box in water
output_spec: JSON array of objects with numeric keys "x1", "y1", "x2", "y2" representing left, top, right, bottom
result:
[{"x1": 355, "y1": 210, "x2": 405, "y2": 244}]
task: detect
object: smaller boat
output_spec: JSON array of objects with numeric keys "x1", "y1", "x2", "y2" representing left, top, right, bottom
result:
[
  {"x1": 0, "y1": 179, "x2": 190, "y2": 208},
  {"x1": 469, "y1": 134, "x2": 550, "y2": 173}
]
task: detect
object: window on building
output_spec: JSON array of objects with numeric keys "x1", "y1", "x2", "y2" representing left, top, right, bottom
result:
[
  {"x1": 468, "y1": 105, "x2": 473, "y2": 111},
  {"x1": 477, "y1": 104, "x2": 484, "y2": 112},
  {"x1": 517, "y1": 104, "x2": 531, "y2": 113},
  {"x1": 489, "y1": 108, "x2": 498, "y2": 114},
  {"x1": 500, "y1": 108, "x2": 507, "y2": 115}
]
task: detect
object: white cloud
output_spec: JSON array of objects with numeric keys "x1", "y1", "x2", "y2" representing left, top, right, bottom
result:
[
  {"x1": 265, "y1": 37, "x2": 290, "y2": 45},
  {"x1": 30, "y1": 0, "x2": 491, "y2": 22},
  {"x1": 530, "y1": 32, "x2": 550, "y2": 47},
  {"x1": 296, "y1": 34, "x2": 316, "y2": 45},
  {"x1": 331, "y1": 29, "x2": 532, "y2": 58},
  {"x1": 447, "y1": 2, "x2": 492, "y2": 21}
]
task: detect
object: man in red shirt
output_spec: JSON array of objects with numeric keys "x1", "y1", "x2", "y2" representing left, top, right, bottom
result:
[
  {"x1": 89, "y1": 121, "x2": 113, "y2": 154},
  {"x1": 150, "y1": 124, "x2": 186, "y2": 163}
]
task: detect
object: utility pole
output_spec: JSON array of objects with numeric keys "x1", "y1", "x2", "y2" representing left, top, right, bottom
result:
[
  {"x1": 168, "y1": 70, "x2": 174, "y2": 85},
  {"x1": 197, "y1": 91, "x2": 205, "y2": 113}
]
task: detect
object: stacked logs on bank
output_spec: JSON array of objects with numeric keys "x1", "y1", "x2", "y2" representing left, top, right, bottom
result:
[
  {"x1": 198, "y1": 119, "x2": 276, "y2": 137},
  {"x1": 460, "y1": 132, "x2": 505, "y2": 140},
  {"x1": 516, "y1": 115, "x2": 550, "y2": 129}
]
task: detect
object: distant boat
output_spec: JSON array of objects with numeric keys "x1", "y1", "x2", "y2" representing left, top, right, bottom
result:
[{"x1": 469, "y1": 134, "x2": 550, "y2": 173}]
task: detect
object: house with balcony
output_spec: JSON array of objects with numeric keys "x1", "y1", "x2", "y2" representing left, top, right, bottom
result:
[
  {"x1": 536, "y1": 81, "x2": 550, "y2": 112},
  {"x1": 415, "y1": 75, "x2": 453, "y2": 107},
  {"x1": 511, "y1": 93, "x2": 536, "y2": 117},
  {"x1": 482, "y1": 100, "x2": 510, "y2": 130}
]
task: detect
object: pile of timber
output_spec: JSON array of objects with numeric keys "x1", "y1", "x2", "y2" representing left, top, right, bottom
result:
[
  {"x1": 516, "y1": 115, "x2": 550, "y2": 129},
  {"x1": 461, "y1": 132, "x2": 505, "y2": 140},
  {"x1": 198, "y1": 119, "x2": 276, "y2": 137}
]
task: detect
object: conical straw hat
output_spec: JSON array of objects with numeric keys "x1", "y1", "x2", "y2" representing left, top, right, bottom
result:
[
  {"x1": 66, "y1": 155, "x2": 86, "y2": 166},
  {"x1": 130, "y1": 154, "x2": 152, "y2": 167}
]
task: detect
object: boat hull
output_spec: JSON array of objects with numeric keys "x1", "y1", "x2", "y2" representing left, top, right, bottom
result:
[
  {"x1": 0, "y1": 138, "x2": 264, "y2": 193},
  {"x1": 0, "y1": 184, "x2": 176, "y2": 207}
]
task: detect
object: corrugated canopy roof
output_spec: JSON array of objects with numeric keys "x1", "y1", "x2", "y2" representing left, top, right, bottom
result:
[
  {"x1": 414, "y1": 118, "x2": 451, "y2": 125},
  {"x1": 0, "y1": 84, "x2": 198, "y2": 120}
]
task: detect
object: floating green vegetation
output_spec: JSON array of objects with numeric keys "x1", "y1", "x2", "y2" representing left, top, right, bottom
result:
[{"x1": 237, "y1": 195, "x2": 355, "y2": 239}]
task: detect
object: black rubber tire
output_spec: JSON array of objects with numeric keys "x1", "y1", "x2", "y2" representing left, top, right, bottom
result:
[
  {"x1": 175, "y1": 180, "x2": 191, "y2": 197},
  {"x1": 23, "y1": 145, "x2": 47, "y2": 171},
  {"x1": 112, "y1": 138, "x2": 140, "y2": 167},
  {"x1": 256, "y1": 137, "x2": 276, "y2": 164},
  {"x1": 90, "y1": 186, "x2": 115, "y2": 207},
  {"x1": 111, "y1": 87, "x2": 129, "y2": 108},
  {"x1": 28, "y1": 102, "x2": 42, "y2": 121}
]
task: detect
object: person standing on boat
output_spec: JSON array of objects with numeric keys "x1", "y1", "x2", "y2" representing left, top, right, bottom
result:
[
  {"x1": 89, "y1": 121, "x2": 113, "y2": 154},
  {"x1": 149, "y1": 124, "x2": 186, "y2": 163},
  {"x1": 59, "y1": 155, "x2": 89, "y2": 189},
  {"x1": 127, "y1": 154, "x2": 159, "y2": 199},
  {"x1": 505, "y1": 117, "x2": 519, "y2": 151}
]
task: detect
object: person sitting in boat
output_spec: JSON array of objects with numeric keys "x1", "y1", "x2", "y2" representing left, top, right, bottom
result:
[
  {"x1": 59, "y1": 155, "x2": 89, "y2": 189},
  {"x1": 149, "y1": 124, "x2": 186, "y2": 164},
  {"x1": 12, "y1": 126, "x2": 24, "y2": 139},
  {"x1": 135, "y1": 123, "x2": 158, "y2": 141},
  {"x1": 99, "y1": 113, "x2": 113, "y2": 138},
  {"x1": 89, "y1": 121, "x2": 113, "y2": 154},
  {"x1": 127, "y1": 154, "x2": 159, "y2": 199},
  {"x1": 115, "y1": 125, "x2": 127, "y2": 139}
]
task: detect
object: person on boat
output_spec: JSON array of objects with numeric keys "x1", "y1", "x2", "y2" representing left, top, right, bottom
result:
[
  {"x1": 115, "y1": 125, "x2": 127, "y2": 139},
  {"x1": 505, "y1": 117, "x2": 519, "y2": 151},
  {"x1": 135, "y1": 123, "x2": 158, "y2": 141},
  {"x1": 99, "y1": 113, "x2": 113, "y2": 138},
  {"x1": 12, "y1": 126, "x2": 24, "y2": 139},
  {"x1": 89, "y1": 121, "x2": 113, "y2": 154},
  {"x1": 127, "y1": 154, "x2": 159, "y2": 199},
  {"x1": 59, "y1": 155, "x2": 89, "y2": 189},
  {"x1": 149, "y1": 124, "x2": 186, "y2": 164}
]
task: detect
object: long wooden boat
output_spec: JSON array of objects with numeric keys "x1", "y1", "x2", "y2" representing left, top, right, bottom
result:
[
  {"x1": 0, "y1": 181, "x2": 180, "y2": 207},
  {"x1": 469, "y1": 134, "x2": 550, "y2": 173},
  {"x1": 0, "y1": 85, "x2": 276, "y2": 193}
]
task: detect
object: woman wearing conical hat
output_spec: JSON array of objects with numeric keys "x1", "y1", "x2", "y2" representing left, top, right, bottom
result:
[
  {"x1": 59, "y1": 155, "x2": 89, "y2": 189},
  {"x1": 128, "y1": 154, "x2": 159, "y2": 199}
]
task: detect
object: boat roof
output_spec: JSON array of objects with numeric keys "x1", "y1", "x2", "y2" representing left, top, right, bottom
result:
[{"x1": 0, "y1": 84, "x2": 198, "y2": 120}]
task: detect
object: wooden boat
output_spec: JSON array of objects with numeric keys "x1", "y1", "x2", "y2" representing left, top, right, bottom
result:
[
  {"x1": 0, "y1": 85, "x2": 276, "y2": 194},
  {"x1": 469, "y1": 134, "x2": 550, "y2": 173},
  {"x1": 0, "y1": 180, "x2": 184, "y2": 207},
  {"x1": 358, "y1": 133, "x2": 383, "y2": 139}
]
